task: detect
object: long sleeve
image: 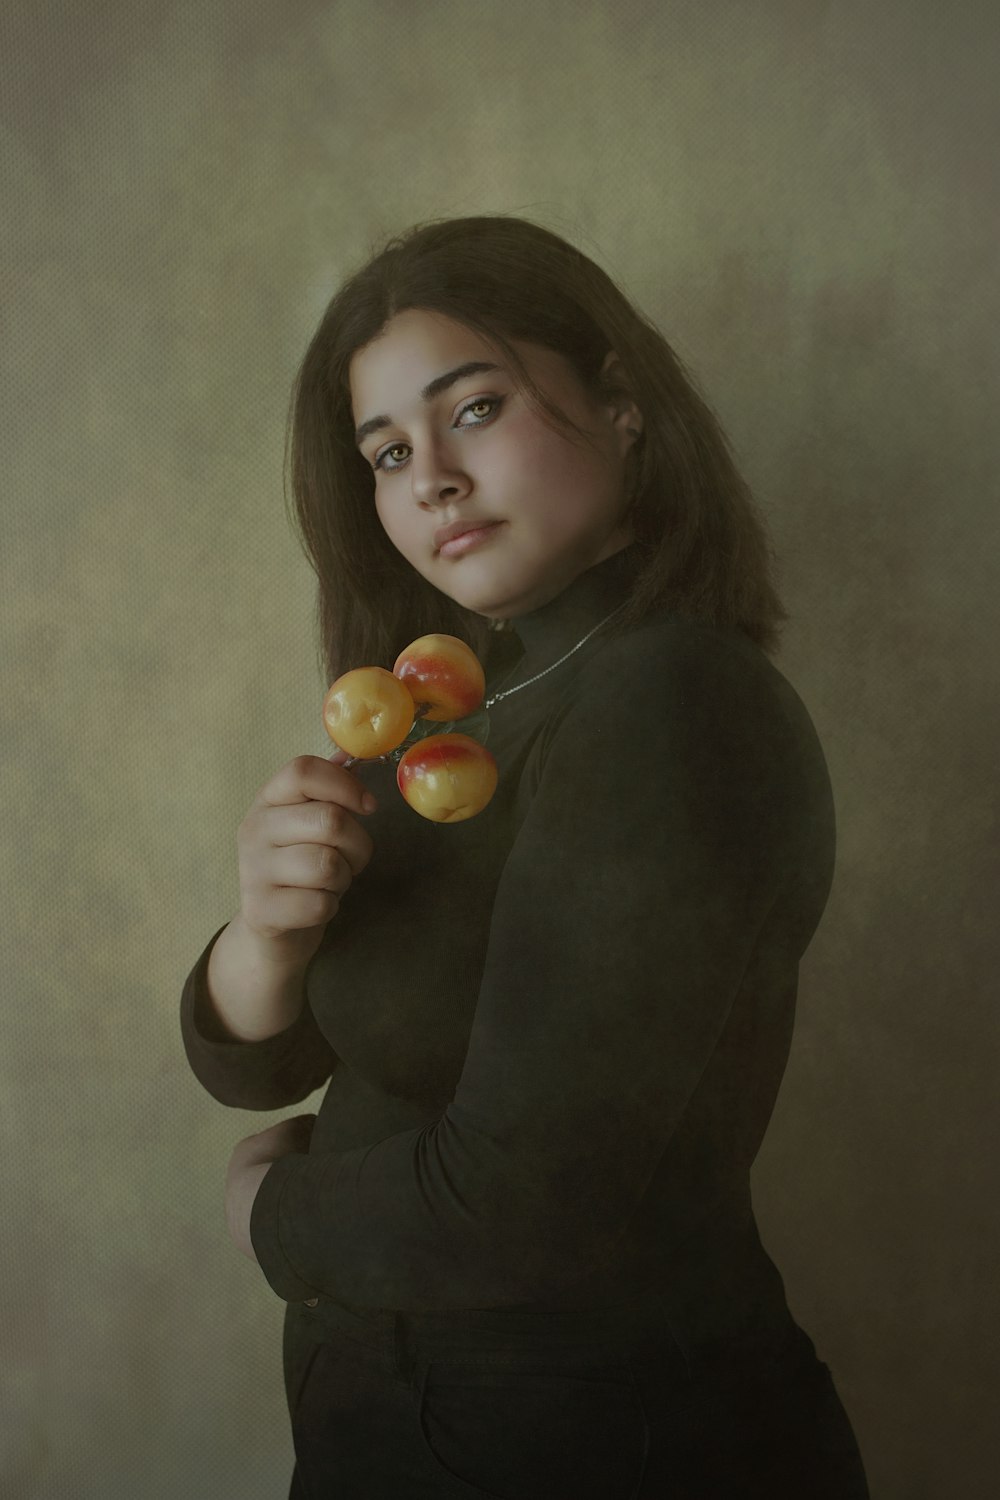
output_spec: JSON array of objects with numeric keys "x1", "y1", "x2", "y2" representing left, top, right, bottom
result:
[
  {"x1": 249, "y1": 622, "x2": 835, "y2": 1307},
  {"x1": 180, "y1": 925, "x2": 339, "y2": 1110}
]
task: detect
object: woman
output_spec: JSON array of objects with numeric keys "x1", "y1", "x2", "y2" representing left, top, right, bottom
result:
[{"x1": 181, "y1": 214, "x2": 870, "y2": 1497}]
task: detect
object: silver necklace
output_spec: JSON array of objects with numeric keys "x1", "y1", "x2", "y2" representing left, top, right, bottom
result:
[{"x1": 484, "y1": 602, "x2": 628, "y2": 709}]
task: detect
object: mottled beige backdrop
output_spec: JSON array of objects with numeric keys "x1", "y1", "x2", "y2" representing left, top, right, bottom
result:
[{"x1": 1, "y1": 1, "x2": 996, "y2": 1496}]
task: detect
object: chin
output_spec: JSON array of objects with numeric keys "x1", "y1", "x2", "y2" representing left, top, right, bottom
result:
[{"x1": 427, "y1": 565, "x2": 502, "y2": 612}]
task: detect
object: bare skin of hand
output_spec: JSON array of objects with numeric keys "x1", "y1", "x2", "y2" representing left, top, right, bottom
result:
[{"x1": 225, "y1": 1113, "x2": 317, "y2": 1263}]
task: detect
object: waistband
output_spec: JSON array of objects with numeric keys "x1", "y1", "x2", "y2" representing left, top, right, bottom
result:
[
  {"x1": 297, "y1": 1286, "x2": 687, "y2": 1374},
  {"x1": 293, "y1": 1199, "x2": 799, "y2": 1371}
]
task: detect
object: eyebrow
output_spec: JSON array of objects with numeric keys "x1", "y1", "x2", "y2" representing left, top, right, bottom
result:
[{"x1": 354, "y1": 361, "x2": 503, "y2": 448}]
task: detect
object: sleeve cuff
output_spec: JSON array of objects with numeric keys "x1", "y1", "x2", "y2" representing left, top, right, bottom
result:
[
  {"x1": 180, "y1": 927, "x2": 337, "y2": 1110},
  {"x1": 249, "y1": 1153, "x2": 323, "y2": 1302}
]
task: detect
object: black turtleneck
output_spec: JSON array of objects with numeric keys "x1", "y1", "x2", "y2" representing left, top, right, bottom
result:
[{"x1": 180, "y1": 541, "x2": 836, "y2": 1345}]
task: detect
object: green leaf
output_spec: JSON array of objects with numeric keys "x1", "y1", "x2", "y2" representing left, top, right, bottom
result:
[{"x1": 394, "y1": 704, "x2": 492, "y2": 755}]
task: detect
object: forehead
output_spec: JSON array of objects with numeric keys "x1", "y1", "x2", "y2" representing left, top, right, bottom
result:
[
  {"x1": 348, "y1": 309, "x2": 581, "y2": 424},
  {"x1": 349, "y1": 310, "x2": 498, "y2": 403}
]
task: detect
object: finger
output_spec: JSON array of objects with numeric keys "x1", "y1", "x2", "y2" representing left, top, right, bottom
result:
[
  {"x1": 253, "y1": 755, "x2": 377, "y2": 817},
  {"x1": 257, "y1": 803, "x2": 375, "y2": 879},
  {"x1": 245, "y1": 884, "x2": 339, "y2": 935},
  {"x1": 263, "y1": 841, "x2": 355, "y2": 894}
]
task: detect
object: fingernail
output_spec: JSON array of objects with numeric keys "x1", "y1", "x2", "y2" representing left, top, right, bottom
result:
[{"x1": 363, "y1": 793, "x2": 378, "y2": 813}]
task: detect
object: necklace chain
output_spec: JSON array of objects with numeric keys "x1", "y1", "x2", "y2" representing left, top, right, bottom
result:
[{"x1": 484, "y1": 603, "x2": 628, "y2": 709}]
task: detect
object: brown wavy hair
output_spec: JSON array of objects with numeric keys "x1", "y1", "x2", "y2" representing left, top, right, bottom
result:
[{"x1": 283, "y1": 213, "x2": 789, "y2": 683}]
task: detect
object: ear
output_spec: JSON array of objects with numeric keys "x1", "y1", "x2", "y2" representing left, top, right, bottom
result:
[{"x1": 598, "y1": 350, "x2": 644, "y2": 459}]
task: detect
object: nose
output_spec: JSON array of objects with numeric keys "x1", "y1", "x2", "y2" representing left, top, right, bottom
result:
[{"x1": 410, "y1": 436, "x2": 472, "y2": 508}]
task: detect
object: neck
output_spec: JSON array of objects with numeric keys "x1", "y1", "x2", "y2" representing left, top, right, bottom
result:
[{"x1": 504, "y1": 541, "x2": 645, "y2": 664}]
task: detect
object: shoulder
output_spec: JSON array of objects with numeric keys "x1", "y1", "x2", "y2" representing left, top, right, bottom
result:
[
  {"x1": 583, "y1": 611, "x2": 763, "y2": 682},
  {"x1": 543, "y1": 611, "x2": 832, "y2": 803},
  {"x1": 572, "y1": 612, "x2": 804, "y2": 736}
]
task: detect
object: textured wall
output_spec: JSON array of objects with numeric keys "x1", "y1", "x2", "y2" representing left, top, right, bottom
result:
[{"x1": 1, "y1": 1, "x2": 996, "y2": 1495}]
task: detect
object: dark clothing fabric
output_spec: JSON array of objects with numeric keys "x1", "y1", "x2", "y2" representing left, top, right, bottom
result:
[
  {"x1": 180, "y1": 542, "x2": 868, "y2": 1494},
  {"x1": 280, "y1": 1290, "x2": 868, "y2": 1498}
]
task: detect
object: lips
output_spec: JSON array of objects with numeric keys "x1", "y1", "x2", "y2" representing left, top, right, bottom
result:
[
  {"x1": 436, "y1": 521, "x2": 505, "y2": 560},
  {"x1": 434, "y1": 518, "x2": 499, "y2": 551}
]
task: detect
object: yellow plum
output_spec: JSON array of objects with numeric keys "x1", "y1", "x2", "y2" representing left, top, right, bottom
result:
[
  {"x1": 322, "y1": 666, "x2": 415, "y2": 759},
  {"x1": 396, "y1": 733, "x2": 498, "y2": 822},
  {"x1": 393, "y1": 634, "x2": 486, "y2": 722}
]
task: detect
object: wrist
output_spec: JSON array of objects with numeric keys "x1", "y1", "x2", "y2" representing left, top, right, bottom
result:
[
  {"x1": 232, "y1": 911, "x2": 322, "y2": 973},
  {"x1": 205, "y1": 917, "x2": 315, "y2": 1043}
]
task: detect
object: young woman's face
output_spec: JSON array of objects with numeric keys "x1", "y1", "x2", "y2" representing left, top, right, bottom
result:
[{"x1": 349, "y1": 308, "x2": 643, "y2": 620}]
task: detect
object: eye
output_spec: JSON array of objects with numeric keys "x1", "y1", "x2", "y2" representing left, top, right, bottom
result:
[
  {"x1": 457, "y1": 397, "x2": 499, "y2": 424},
  {"x1": 372, "y1": 442, "x2": 410, "y2": 474},
  {"x1": 372, "y1": 395, "x2": 503, "y2": 473}
]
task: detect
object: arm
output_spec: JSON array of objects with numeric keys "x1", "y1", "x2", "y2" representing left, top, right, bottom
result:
[
  {"x1": 249, "y1": 626, "x2": 832, "y2": 1306},
  {"x1": 180, "y1": 923, "x2": 338, "y2": 1111}
]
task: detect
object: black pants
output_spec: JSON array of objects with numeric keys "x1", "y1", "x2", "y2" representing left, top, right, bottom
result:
[{"x1": 283, "y1": 1291, "x2": 870, "y2": 1499}]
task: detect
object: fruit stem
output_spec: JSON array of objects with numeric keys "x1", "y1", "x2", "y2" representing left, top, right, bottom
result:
[{"x1": 340, "y1": 752, "x2": 399, "y2": 770}]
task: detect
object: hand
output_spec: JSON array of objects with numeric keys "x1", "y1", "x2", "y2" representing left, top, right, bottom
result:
[
  {"x1": 224, "y1": 1113, "x2": 317, "y2": 1263},
  {"x1": 235, "y1": 752, "x2": 377, "y2": 965}
]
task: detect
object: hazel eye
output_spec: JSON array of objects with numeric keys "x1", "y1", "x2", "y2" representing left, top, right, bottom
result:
[
  {"x1": 460, "y1": 399, "x2": 495, "y2": 421},
  {"x1": 372, "y1": 395, "x2": 503, "y2": 473}
]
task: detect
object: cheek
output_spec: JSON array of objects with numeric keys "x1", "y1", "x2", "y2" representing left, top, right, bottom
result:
[
  {"x1": 497, "y1": 413, "x2": 597, "y2": 499},
  {"x1": 499, "y1": 410, "x2": 566, "y2": 479},
  {"x1": 374, "y1": 493, "x2": 409, "y2": 547},
  {"x1": 506, "y1": 430, "x2": 609, "y2": 530}
]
